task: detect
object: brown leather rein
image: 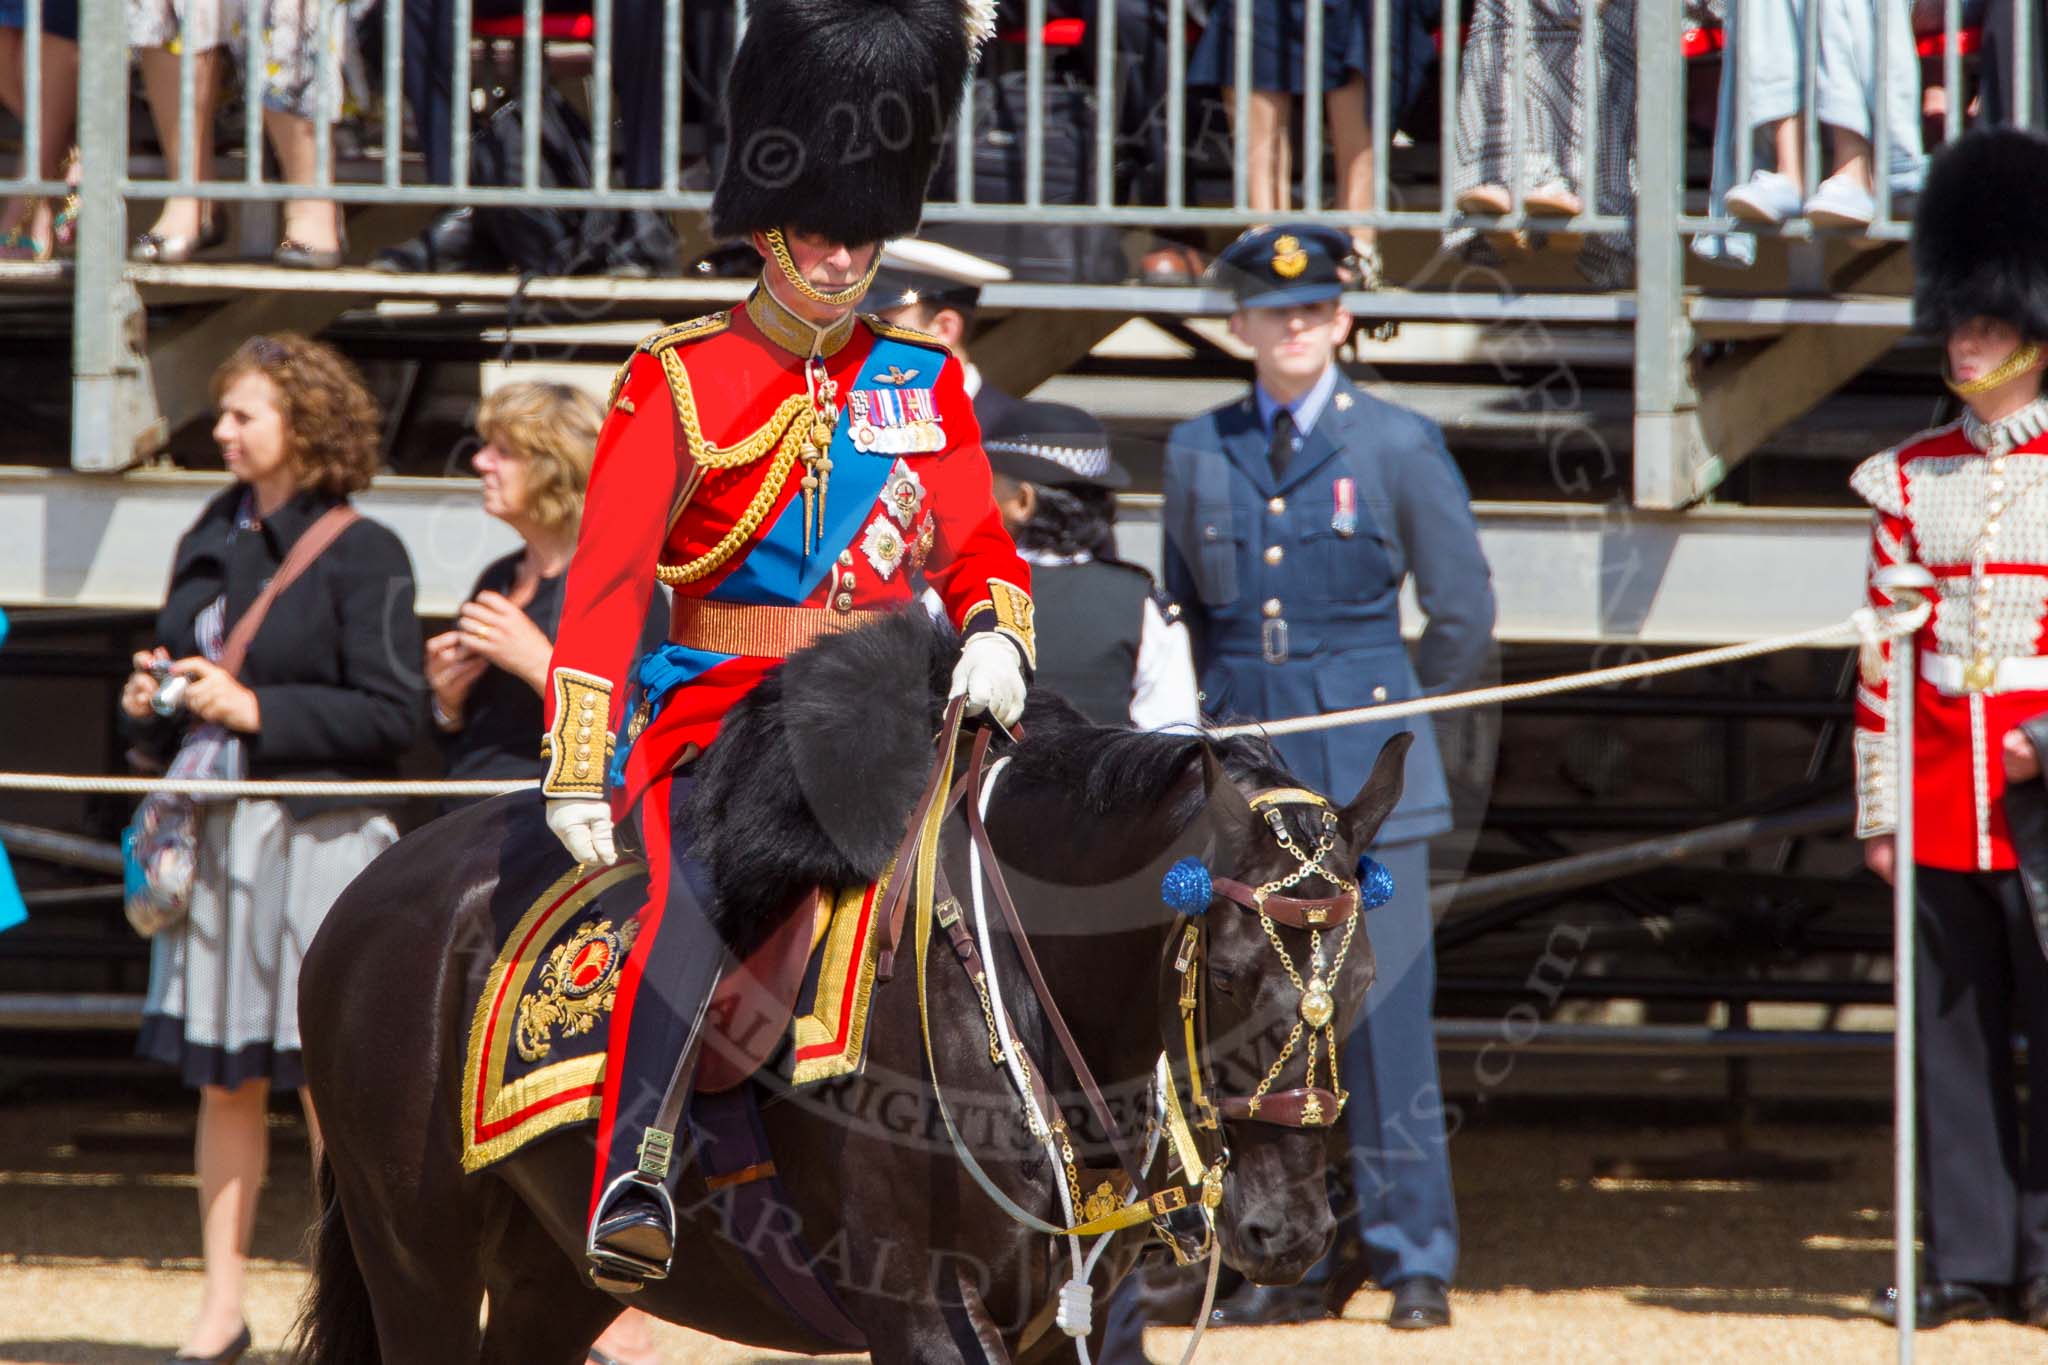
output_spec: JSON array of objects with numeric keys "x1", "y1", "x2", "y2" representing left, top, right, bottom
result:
[{"x1": 868, "y1": 705, "x2": 1363, "y2": 1254}]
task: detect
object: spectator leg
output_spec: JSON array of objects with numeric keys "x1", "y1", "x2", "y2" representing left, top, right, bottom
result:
[
  {"x1": 1814, "y1": 0, "x2": 1925, "y2": 196},
  {"x1": 0, "y1": 30, "x2": 20, "y2": 114},
  {"x1": 1326, "y1": 76, "x2": 1374, "y2": 251},
  {"x1": 182, "y1": 1079, "x2": 271, "y2": 1358},
  {"x1": 1914, "y1": 868, "x2": 2022, "y2": 1286},
  {"x1": 1730, "y1": 0, "x2": 1806, "y2": 179},
  {"x1": 1448, "y1": 0, "x2": 1508, "y2": 205},
  {"x1": 612, "y1": 0, "x2": 668, "y2": 188},
  {"x1": 1226, "y1": 86, "x2": 1293, "y2": 212},
  {"x1": 401, "y1": 0, "x2": 457, "y2": 184},
  {"x1": 1767, "y1": 117, "x2": 1803, "y2": 190},
  {"x1": 0, "y1": 32, "x2": 77, "y2": 253},
  {"x1": 136, "y1": 46, "x2": 225, "y2": 242},
  {"x1": 265, "y1": 109, "x2": 342, "y2": 252}
]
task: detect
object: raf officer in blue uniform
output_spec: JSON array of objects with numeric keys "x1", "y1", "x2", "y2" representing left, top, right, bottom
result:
[{"x1": 1162, "y1": 224, "x2": 1496, "y2": 1333}]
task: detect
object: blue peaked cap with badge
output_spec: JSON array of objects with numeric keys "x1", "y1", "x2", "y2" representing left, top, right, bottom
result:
[{"x1": 1211, "y1": 224, "x2": 1356, "y2": 310}]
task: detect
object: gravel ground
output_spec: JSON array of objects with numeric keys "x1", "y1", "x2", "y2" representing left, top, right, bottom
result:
[{"x1": 1, "y1": 1083, "x2": 2042, "y2": 1364}]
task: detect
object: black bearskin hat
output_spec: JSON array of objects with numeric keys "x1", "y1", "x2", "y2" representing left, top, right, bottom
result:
[
  {"x1": 1912, "y1": 128, "x2": 2048, "y2": 340},
  {"x1": 710, "y1": 0, "x2": 993, "y2": 245}
]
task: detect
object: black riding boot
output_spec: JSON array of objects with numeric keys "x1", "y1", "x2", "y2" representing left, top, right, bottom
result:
[{"x1": 586, "y1": 772, "x2": 727, "y2": 1291}]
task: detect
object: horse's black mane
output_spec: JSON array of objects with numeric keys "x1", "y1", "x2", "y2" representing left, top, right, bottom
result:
[
  {"x1": 686, "y1": 609, "x2": 1292, "y2": 953},
  {"x1": 1001, "y1": 704, "x2": 1291, "y2": 832}
]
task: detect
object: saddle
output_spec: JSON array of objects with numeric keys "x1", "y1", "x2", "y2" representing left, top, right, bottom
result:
[{"x1": 459, "y1": 865, "x2": 893, "y2": 1173}]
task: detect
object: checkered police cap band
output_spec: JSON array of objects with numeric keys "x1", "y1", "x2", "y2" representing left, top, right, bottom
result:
[{"x1": 984, "y1": 437, "x2": 1113, "y2": 480}]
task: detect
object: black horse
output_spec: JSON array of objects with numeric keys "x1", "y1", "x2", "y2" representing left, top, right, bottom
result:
[{"x1": 292, "y1": 612, "x2": 1408, "y2": 1363}]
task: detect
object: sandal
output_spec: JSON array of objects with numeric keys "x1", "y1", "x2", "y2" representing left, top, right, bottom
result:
[
  {"x1": 0, "y1": 202, "x2": 47, "y2": 261},
  {"x1": 52, "y1": 145, "x2": 80, "y2": 252}
]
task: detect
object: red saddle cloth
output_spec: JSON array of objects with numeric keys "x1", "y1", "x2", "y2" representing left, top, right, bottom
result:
[{"x1": 460, "y1": 864, "x2": 888, "y2": 1173}]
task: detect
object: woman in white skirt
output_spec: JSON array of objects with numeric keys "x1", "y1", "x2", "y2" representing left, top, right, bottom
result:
[{"x1": 119, "y1": 332, "x2": 421, "y2": 1364}]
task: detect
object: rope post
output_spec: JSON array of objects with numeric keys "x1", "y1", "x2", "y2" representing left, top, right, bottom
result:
[{"x1": 1877, "y1": 565, "x2": 1931, "y2": 1359}]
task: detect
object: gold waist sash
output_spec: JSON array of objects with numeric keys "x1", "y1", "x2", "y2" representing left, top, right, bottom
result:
[{"x1": 670, "y1": 597, "x2": 887, "y2": 659}]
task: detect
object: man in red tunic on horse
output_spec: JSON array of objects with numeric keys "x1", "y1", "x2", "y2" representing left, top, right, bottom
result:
[{"x1": 536, "y1": 0, "x2": 1033, "y2": 1292}]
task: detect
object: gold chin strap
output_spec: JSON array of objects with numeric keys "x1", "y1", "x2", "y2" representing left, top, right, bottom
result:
[
  {"x1": 1947, "y1": 339, "x2": 2045, "y2": 397},
  {"x1": 763, "y1": 228, "x2": 882, "y2": 308}
]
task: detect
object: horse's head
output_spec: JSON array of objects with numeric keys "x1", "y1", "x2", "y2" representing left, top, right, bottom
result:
[{"x1": 1166, "y1": 732, "x2": 1413, "y2": 1286}]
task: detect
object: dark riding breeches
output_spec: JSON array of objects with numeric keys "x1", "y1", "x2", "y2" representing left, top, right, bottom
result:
[{"x1": 587, "y1": 768, "x2": 728, "y2": 1217}]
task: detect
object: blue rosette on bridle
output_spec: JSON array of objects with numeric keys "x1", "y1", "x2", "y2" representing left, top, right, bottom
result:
[
  {"x1": 1357, "y1": 854, "x2": 1396, "y2": 909},
  {"x1": 1160, "y1": 857, "x2": 1213, "y2": 915}
]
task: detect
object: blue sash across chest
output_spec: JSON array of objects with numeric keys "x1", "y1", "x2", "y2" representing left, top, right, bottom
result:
[{"x1": 709, "y1": 334, "x2": 937, "y2": 607}]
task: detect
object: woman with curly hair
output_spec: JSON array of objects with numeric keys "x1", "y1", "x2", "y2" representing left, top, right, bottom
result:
[
  {"x1": 426, "y1": 382, "x2": 665, "y2": 808},
  {"x1": 117, "y1": 332, "x2": 420, "y2": 1364}
]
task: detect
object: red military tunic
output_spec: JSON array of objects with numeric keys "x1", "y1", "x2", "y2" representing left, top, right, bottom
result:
[
  {"x1": 540, "y1": 286, "x2": 1035, "y2": 810},
  {"x1": 1853, "y1": 402, "x2": 2048, "y2": 872}
]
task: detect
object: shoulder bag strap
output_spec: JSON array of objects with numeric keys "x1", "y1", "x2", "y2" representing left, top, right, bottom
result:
[{"x1": 217, "y1": 505, "x2": 362, "y2": 678}]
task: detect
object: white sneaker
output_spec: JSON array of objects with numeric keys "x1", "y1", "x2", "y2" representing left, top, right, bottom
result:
[
  {"x1": 1803, "y1": 172, "x2": 1877, "y2": 230},
  {"x1": 1723, "y1": 170, "x2": 1804, "y2": 225}
]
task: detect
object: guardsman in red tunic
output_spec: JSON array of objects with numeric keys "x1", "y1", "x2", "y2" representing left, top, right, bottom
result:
[
  {"x1": 1854, "y1": 129, "x2": 2048, "y2": 1330},
  {"x1": 539, "y1": 0, "x2": 1030, "y2": 1291}
]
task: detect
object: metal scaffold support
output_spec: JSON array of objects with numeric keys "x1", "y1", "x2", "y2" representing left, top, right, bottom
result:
[{"x1": 70, "y1": 0, "x2": 162, "y2": 473}]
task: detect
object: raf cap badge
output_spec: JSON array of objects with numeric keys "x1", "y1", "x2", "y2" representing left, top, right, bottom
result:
[{"x1": 1272, "y1": 234, "x2": 1308, "y2": 279}]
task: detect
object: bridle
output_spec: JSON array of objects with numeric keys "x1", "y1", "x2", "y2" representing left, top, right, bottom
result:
[
  {"x1": 873, "y1": 704, "x2": 1379, "y2": 1271},
  {"x1": 1179, "y1": 787, "x2": 1364, "y2": 1140}
]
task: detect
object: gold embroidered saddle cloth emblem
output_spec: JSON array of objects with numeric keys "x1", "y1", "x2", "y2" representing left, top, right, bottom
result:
[{"x1": 460, "y1": 863, "x2": 893, "y2": 1173}]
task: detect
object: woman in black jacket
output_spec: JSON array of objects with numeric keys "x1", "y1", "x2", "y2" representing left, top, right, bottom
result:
[{"x1": 117, "y1": 333, "x2": 420, "y2": 1365}]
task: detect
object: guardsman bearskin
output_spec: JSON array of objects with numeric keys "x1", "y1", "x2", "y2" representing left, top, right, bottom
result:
[
  {"x1": 1854, "y1": 128, "x2": 2048, "y2": 1330},
  {"x1": 539, "y1": 0, "x2": 1034, "y2": 1292}
]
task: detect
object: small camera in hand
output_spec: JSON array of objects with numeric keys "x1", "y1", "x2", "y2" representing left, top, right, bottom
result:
[{"x1": 149, "y1": 661, "x2": 192, "y2": 718}]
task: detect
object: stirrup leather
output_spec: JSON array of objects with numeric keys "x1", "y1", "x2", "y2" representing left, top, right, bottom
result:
[{"x1": 585, "y1": 1170, "x2": 678, "y2": 1290}]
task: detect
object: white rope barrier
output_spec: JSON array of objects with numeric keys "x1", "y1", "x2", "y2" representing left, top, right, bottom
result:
[
  {"x1": 0, "y1": 605, "x2": 1929, "y2": 796},
  {"x1": 0, "y1": 774, "x2": 536, "y2": 797},
  {"x1": 1206, "y1": 606, "x2": 1925, "y2": 740}
]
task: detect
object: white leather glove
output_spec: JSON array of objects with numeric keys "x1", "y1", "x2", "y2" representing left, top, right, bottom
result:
[
  {"x1": 546, "y1": 797, "x2": 618, "y2": 866},
  {"x1": 949, "y1": 633, "x2": 1028, "y2": 728}
]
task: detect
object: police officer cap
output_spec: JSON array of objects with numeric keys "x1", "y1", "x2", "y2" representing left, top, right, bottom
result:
[
  {"x1": 865, "y1": 238, "x2": 1012, "y2": 316},
  {"x1": 984, "y1": 400, "x2": 1130, "y2": 490},
  {"x1": 1211, "y1": 224, "x2": 1355, "y2": 309}
]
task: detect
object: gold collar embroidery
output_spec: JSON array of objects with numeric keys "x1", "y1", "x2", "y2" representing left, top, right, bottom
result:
[{"x1": 745, "y1": 284, "x2": 857, "y2": 360}]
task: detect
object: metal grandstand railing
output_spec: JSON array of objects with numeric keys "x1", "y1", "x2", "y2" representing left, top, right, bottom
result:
[{"x1": 21, "y1": 0, "x2": 2027, "y2": 490}]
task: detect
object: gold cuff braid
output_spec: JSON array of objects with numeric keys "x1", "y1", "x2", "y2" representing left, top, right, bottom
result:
[
  {"x1": 966, "y1": 578, "x2": 1037, "y2": 669},
  {"x1": 541, "y1": 668, "x2": 616, "y2": 798}
]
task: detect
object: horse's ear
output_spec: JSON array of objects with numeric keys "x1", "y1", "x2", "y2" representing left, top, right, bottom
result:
[
  {"x1": 1202, "y1": 746, "x2": 1257, "y2": 865},
  {"x1": 1340, "y1": 732, "x2": 1414, "y2": 851}
]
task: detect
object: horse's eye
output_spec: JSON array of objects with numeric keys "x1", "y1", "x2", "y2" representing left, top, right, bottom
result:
[{"x1": 1209, "y1": 965, "x2": 1239, "y2": 996}]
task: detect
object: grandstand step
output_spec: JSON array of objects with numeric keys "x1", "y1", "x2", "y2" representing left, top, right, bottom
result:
[{"x1": 1, "y1": 465, "x2": 1864, "y2": 643}]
